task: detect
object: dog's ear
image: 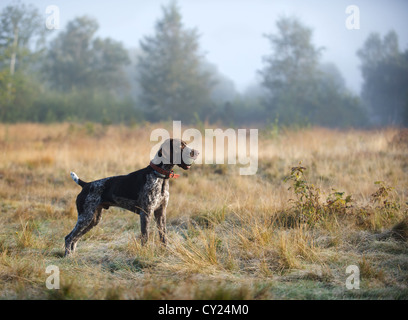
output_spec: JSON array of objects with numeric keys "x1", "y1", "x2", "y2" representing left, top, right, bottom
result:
[{"x1": 160, "y1": 138, "x2": 173, "y2": 163}]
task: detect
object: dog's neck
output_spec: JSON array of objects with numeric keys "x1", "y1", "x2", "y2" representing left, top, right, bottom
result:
[
  {"x1": 150, "y1": 152, "x2": 176, "y2": 178},
  {"x1": 156, "y1": 163, "x2": 175, "y2": 171},
  {"x1": 149, "y1": 161, "x2": 177, "y2": 179}
]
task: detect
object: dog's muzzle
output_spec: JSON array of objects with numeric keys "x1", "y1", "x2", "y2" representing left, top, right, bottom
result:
[{"x1": 181, "y1": 147, "x2": 199, "y2": 169}]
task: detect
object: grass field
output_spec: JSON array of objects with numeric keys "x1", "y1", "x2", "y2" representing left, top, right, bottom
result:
[{"x1": 0, "y1": 122, "x2": 407, "y2": 299}]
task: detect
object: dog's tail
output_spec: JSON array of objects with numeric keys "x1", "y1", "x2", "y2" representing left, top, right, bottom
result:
[{"x1": 70, "y1": 172, "x2": 86, "y2": 188}]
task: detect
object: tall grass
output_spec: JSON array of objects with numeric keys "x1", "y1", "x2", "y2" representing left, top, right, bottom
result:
[{"x1": 0, "y1": 123, "x2": 407, "y2": 299}]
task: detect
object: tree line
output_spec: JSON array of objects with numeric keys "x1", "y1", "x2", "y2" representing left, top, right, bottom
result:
[{"x1": 0, "y1": 2, "x2": 407, "y2": 127}]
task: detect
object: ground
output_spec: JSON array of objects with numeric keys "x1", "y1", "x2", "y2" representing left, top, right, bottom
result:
[{"x1": 0, "y1": 123, "x2": 407, "y2": 299}]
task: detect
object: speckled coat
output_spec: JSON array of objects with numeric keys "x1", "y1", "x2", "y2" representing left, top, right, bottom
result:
[{"x1": 65, "y1": 139, "x2": 198, "y2": 256}]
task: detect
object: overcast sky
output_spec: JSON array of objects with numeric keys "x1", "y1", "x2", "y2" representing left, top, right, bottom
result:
[{"x1": 2, "y1": 0, "x2": 408, "y2": 93}]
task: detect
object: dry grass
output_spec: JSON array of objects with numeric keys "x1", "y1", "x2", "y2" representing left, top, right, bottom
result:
[{"x1": 0, "y1": 123, "x2": 408, "y2": 299}]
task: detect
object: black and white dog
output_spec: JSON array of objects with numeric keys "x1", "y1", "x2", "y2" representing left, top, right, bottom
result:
[{"x1": 65, "y1": 138, "x2": 199, "y2": 256}]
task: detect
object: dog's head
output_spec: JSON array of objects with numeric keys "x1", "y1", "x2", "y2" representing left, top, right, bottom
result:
[{"x1": 156, "y1": 138, "x2": 199, "y2": 170}]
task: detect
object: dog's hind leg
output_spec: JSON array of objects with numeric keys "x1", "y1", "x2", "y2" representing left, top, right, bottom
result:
[{"x1": 65, "y1": 205, "x2": 103, "y2": 256}]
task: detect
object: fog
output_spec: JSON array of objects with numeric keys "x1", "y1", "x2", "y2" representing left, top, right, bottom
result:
[
  {"x1": 2, "y1": 0, "x2": 407, "y2": 93},
  {"x1": 1, "y1": 0, "x2": 407, "y2": 127}
]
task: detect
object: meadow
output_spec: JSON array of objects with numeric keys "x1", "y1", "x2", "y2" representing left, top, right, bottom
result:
[{"x1": 0, "y1": 122, "x2": 407, "y2": 299}]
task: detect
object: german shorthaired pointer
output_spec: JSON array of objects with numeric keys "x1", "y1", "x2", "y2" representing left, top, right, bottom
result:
[{"x1": 65, "y1": 138, "x2": 199, "y2": 256}]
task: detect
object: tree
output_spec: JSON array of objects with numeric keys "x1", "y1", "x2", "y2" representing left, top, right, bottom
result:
[
  {"x1": 43, "y1": 16, "x2": 130, "y2": 93},
  {"x1": 357, "y1": 31, "x2": 408, "y2": 126},
  {"x1": 260, "y1": 17, "x2": 366, "y2": 127},
  {"x1": 137, "y1": 1, "x2": 213, "y2": 122},
  {"x1": 260, "y1": 17, "x2": 323, "y2": 125},
  {"x1": 313, "y1": 63, "x2": 367, "y2": 127},
  {"x1": 0, "y1": 1, "x2": 46, "y2": 74},
  {"x1": 38, "y1": 16, "x2": 134, "y2": 123},
  {"x1": 0, "y1": 1, "x2": 46, "y2": 121}
]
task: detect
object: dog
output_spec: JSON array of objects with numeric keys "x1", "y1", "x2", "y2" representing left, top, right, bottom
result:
[{"x1": 65, "y1": 138, "x2": 199, "y2": 256}]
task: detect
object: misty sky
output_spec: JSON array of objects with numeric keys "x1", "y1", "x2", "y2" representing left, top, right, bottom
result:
[{"x1": 2, "y1": 0, "x2": 408, "y2": 93}]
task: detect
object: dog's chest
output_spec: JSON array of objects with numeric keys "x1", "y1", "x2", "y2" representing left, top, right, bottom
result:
[{"x1": 138, "y1": 174, "x2": 169, "y2": 211}]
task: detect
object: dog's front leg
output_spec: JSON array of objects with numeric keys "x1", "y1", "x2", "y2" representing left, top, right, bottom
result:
[
  {"x1": 140, "y1": 211, "x2": 151, "y2": 245},
  {"x1": 154, "y1": 205, "x2": 167, "y2": 246}
]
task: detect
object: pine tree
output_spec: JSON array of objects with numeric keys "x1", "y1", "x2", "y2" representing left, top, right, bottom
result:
[
  {"x1": 137, "y1": 2, "x2": 213, "y2": 122},
  {"x1": 357, "y1": 31, "x2": 408, "y2": 126},
  {"x1": 260, "y1": 17, "x2": 366, "y2": 127}
]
